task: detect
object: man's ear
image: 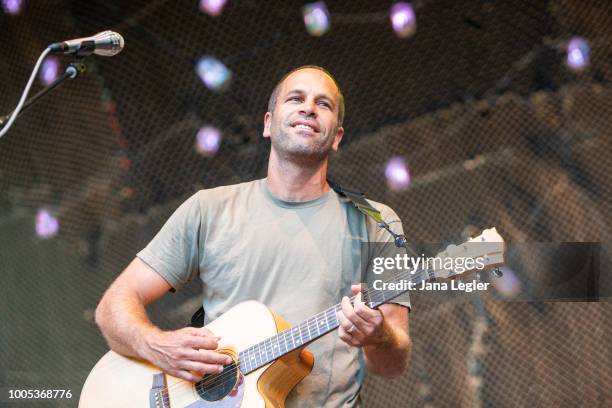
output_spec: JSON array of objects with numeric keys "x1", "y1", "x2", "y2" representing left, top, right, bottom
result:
[
  {"x1": 331, "y1": 126, "x2": 344, "y2": 151},
  {"x1": 263, "y1": 112, "x2": 272, "y2": 138}
]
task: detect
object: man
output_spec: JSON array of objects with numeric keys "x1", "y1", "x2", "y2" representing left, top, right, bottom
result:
[{"x1": 95, "y1": 66, "x2": 411, "y2": 407}]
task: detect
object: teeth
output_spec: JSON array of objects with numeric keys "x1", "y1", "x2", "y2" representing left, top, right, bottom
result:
[{"x1": 295, "y1": 124, "x2": 314, "y2": 130}]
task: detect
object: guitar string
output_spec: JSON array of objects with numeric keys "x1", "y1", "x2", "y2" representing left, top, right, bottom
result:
[
  {"x1": 189, "y1": 304, "x2": 349, "y2": 395},
  {"x1": 161, "y1": 266, "x2": 435, "y2": 397},
  {"x1": 194, "y1": 265, "x2": 430, "y2": 392}
]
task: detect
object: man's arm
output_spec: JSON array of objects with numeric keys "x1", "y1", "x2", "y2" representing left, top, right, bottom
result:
[
  {"x1": 95, "y1": 257, "x2": 231, "y2": 382},
  {"x1": 337, "y1": 285, "x2": 411, "y2": 377}
]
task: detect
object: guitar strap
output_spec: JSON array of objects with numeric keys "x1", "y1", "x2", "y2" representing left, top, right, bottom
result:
[
  {"x1": 328, "y1": 179, "x2": 410, "y2": 250},
  {"x1": 189, "y1": 180, "x2": 403, "y2": 328},
  {"x1": 326, "y1": 179, "x2": 384, "y2": 223}
]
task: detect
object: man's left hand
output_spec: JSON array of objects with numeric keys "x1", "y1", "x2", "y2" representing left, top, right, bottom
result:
[{"x1": 337, "y1": 284, "x2": 389, "y2": 347}]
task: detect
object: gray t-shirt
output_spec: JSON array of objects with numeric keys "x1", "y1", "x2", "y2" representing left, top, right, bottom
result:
[{"x1": 137, "y1": 178, "x2": 409, "y2": 408}]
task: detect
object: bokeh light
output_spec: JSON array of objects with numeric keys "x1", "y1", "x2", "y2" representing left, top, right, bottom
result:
[
  {"x1": 196, "y1": 56, "x2": 231, "y2": 91},
  {"x1": 199, "y1": 0, "x2": 226, "y2": 17},
  {"x1": 195, "y1": 126, "x2": 222, "y2": 156},
  {"x1": 39, "y1": 57, "x2": 60, "y2": 85},
  {"x1": 490, "y1": 266, "x2": 522, "y2": 299},
  {"x1": 390, "y1": 2, "x2": 416, "y2": 38},
  {"x1": 566, "y1": 37, "x2": 590, "y2": 71},
  {"x1": 302, "y1": 1, "x2": 330, "y2": 37},
  {"x1": 385, "y1": 157, "x2": 411, "y2": 191},
  {"x1": 35, "y1": 208, "x2": 59, "y2": 239},
  {"x1": 2, "y1": 0, "x2": 24, "y2": 15}
]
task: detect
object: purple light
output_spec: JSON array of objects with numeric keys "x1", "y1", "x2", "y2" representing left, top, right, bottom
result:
[
  {"x1": 199, "y1": 0, "x2": 226, "y2": 17},
  {"x1": 196, "y1": 56, "x2": 231, "y2": 91},
  {"x1": 385, "y1": 157, "x2": 411, "y2": 191},
  {"x1": 567, "y1": 37, "x2": 590, "y2": 71},
  {"x1": 491, "y1": 267, "x2": 522, "y2": 299},
  {"x1": 2, "y1": 0, "x2": 23, "y2": 15},
  {"x1": 302, "y1": 2, "x2": 330, "y2": 37},
  {"x1": 35, "y1": 208, "x2": 59, "y2": 239},
  {"x1": 39, "y1": 57, "x2": 59, "y2": 85},
  {"x1": 195, "y1": 126, "x2": 222, "y2": 156},
  {"x1": 390, "y1": 2, "x2": 416, "y2": 38}
]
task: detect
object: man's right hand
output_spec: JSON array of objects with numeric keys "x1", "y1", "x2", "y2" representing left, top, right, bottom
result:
[{"x1": 144, "y1": 326, "x2": 232, "y2": 382}]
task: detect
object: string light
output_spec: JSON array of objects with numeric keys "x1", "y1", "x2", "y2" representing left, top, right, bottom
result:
[
  {"x1": 39, "y1": 57, "x2": 60, "y2": 85},
  {"x1": 2, "y1": 0, "x2": 24, "y2": 15},
  {"x1": 302, "y1": 2, "x2": 330, "y2": 37},
  {"x1": 385, "y1": 157, "x2": 411, "y2": 191},
  {"x1": 199, "y1": 0, "x2": 226, "y2": 17},
  {"x1": 35, "y1": 209, "x2": 59, "y2": 239},
  {"x1": 566, "y1": 37, "x2": 590, "y2": 71},
  {"x1": 390, "y1": 2, "x2": 416, "y2": 38},
  {"x1": 196, "y1": 56, "x2": 232, "y2": 91},
  {"x1": 195, "y1": 126, "x2": 222, "y2": 156}
]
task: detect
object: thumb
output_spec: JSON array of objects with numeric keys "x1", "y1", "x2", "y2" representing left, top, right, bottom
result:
[{"x1": 351, "y1": 284, "x2": 362, "y2": 295}]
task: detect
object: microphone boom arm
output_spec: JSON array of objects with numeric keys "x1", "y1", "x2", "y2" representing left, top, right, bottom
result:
[{"x1": 0, "y1": 61, "x2": 86, "y2": 132}]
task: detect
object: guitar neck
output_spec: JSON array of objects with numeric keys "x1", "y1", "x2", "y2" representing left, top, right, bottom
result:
[{"x1": 238, "y1": 267, "x2": 426, "y2": 375}]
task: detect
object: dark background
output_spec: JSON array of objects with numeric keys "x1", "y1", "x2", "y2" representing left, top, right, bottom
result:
[{"x1": 1, "y1": 0, "x2": 611, "y2": 406}]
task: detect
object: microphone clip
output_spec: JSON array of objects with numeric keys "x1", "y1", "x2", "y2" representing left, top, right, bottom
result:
[{"x1": 49, "y1": 41, "x2": 96, "y2": 58}]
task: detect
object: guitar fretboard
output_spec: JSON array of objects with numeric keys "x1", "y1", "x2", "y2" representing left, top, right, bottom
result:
[
  {"x1": 238, "y1": 304, "x2": 339, "y2": 374},
  {"x1": 238, "y1": 269, "x2": 424, "y2": 375}
]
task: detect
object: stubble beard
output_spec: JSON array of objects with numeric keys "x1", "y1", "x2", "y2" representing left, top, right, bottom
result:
[{"x1": 271, "y1": 123, "x2": 335, "y2": 167}]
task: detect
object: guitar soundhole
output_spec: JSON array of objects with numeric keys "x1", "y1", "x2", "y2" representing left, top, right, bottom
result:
[{"x1": 196, "y1": 361, "x2": 240, "y2": 401}]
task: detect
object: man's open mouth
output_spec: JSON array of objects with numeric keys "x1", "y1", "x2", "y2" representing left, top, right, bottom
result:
[{"x1": 291, "y1": 120, "x2": 319, "y2": 132}]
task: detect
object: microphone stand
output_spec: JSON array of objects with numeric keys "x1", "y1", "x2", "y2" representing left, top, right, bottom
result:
[{"x1": 0, "y1": 61, "x2": 86, "y2": 128}]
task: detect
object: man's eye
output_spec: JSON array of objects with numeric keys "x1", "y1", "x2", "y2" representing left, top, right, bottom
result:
[
  {"x1": 288, "y1": 96, "x2": 301, "y2": 102},
  {"x1": 318, "y1": 101, "x2": 331, "y2": 108}
]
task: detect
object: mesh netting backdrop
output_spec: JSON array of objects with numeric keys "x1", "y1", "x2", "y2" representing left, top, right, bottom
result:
[{"x1": 1, "y1": 0, "x2": 611, "y2": 407}]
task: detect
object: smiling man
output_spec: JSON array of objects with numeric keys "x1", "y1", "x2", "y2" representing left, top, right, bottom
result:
[{"x1": 95, "y1": 66, "x2": 411, "y2": 407}]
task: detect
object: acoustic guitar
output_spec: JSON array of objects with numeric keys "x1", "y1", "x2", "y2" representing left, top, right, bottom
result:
[{"x1": 79, "y1": 228, "x2": 505, "y2": 407}]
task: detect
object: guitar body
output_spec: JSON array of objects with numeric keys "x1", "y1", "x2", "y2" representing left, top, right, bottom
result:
[{"x1": 79, "y1": 301, "x2": 314, "y2": 408}]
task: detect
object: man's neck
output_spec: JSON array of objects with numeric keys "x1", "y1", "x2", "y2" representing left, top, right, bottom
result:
[{"x1": 266, "y1": 150, "x2": 330, "y2": 202}]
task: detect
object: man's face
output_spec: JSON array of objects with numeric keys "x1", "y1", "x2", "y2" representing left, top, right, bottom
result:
[{"x1": 263, "y1": 68, "x2": 344, "y2": 163}]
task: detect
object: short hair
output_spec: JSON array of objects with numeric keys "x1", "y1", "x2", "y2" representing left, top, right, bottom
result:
[{"x1": 267, "y1": 65, "x2": 345, "y2": 127}]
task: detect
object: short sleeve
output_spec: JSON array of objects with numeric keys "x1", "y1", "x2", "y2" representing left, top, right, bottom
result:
[{"x1": 137, "y1": 192, "x2": 202, "y2": 290}]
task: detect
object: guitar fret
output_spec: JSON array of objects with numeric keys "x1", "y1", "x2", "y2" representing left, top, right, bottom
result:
[
  {"x1": 298, "y1": 326, "x2": 303, "y2": 344},
  {"x1": 259, "y1": 340, "x2": 266, "y2": 366},
  {"x1": 239, "y1": 350, "x2": 247, "y2": 373},
  {"x1": 327, "y1": 308, "x2": 337, "y2": 328},
  {"x1": 282, "y1": 331, "x2": 289, "y2": 354},
  {"x1": 268, "y1": 337, "x2": 274, "y2": 361},
  {"x1": 306, "y1": 319, "x2": 312, "y2": 340},
  {"x1": 294, "y1": 326, "x2": 301, "y2": 346},
  {"x1": 273, "y1": 333, "x2": 281, "y2": 357},
  {"x1": 250, "y1": 348, "x2": 255, "y2": 372},
  {"x1": 248, "y1": 345, "x2": 255, "y2": 369},
  {"x1": 279, "y1": 332, "x2": 286, "y2": 355},
  {"x1": 264, "y1": 338, "x2": 272, "y2": 364},
  {"x1": 288, "y1": 328, "x2": 294, "y2": 349},
  {"x1": 243, "y1": 348, "x2": 252, "y2": 372}
]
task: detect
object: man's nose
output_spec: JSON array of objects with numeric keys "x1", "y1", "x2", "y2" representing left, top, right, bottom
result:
[{"x1": 299, "y1": 98, "x2": 317, "y2": 117}]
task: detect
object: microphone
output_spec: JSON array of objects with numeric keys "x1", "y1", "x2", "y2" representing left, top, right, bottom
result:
[{"x1": 48, "y1": 31, "x2": 125, "y2": 57}]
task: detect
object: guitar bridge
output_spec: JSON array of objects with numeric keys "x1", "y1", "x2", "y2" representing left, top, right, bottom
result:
[{"x1": 150, "y1": 373, "x2": 170, "y2": 408}]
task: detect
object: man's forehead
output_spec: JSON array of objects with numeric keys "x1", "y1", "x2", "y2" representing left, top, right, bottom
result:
[{"x1": 280, "y1": 68, "x2": 339, "y2": 97}]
